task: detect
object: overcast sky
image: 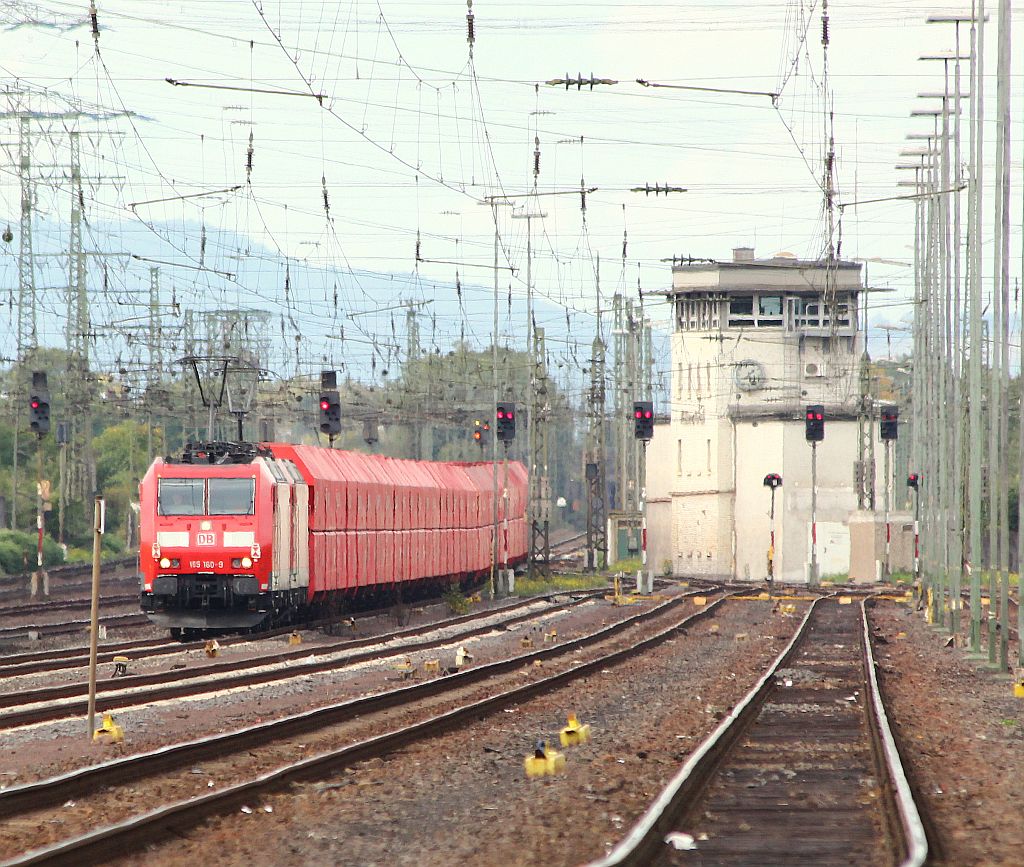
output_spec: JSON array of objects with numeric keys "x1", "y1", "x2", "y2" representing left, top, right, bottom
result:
[{"x1": 0, "y1": 1, "x2": 1020, "y2": 378}]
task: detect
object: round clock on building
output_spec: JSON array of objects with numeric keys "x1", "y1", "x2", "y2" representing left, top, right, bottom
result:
[{"x1": 734, "y1": 359, "x2": 766, "y2": 391}]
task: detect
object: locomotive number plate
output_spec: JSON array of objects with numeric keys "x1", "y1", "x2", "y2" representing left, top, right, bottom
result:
[{"x1": 196, "y1": 532, "x2": 216, "y2": 546}]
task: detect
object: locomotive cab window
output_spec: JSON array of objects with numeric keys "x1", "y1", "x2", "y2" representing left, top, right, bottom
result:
[
  {"x1": 208, "y1": 478, "x2": 255, "y2": 515},
  {"x1": 158, "y1": 478, "x2": 204, "y2": 516}
]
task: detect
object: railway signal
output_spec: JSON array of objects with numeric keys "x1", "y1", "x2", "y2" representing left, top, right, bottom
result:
[
  {"x1": 880, "y1": 406, "x2": 899, "y2": 440},
  {"x1": 318, "y1": 391, "x2": 341, "y2": 437},
  {"x1": 632, "y1": 400, "x2": 654, "y2": 440},
  {"x1": 907, "y1": 471, "x2": 921, "y2": 584},
  {"x1": 496, "y1": 402, "x2": 516, "y2": 442},
  {"x1": 804, "y1": 404, "x2": 825, "y2": 442},
  {"x1": 879, "y1": 407, "x2": 899, "y2": 582},
  {"x1": 29, "y1": 371, "x2": 50, "y2": 436},
  {"x1": 763, "y1": 473, "x2": 782, "y2": 586},
  {"x1": 804, "y1": 405, "x2": 824, "y2": 587},
  {"x1": 473, "y1": 419, "x2": 491, "y2": 447}
]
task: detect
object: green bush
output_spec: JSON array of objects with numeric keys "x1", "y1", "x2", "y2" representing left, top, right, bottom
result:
[
  {"x1": 64, "y1": 546, "x2": 93, "y2": 564},
  {"x1": 0, "y1": 540, "x2": 24, "y2": 575},
  {"x1": 0, "y1": 529, "x2": 65, "y2": 574},
  {"x1": 102, "y1": 534, "x2": 126, "y2": 555}
]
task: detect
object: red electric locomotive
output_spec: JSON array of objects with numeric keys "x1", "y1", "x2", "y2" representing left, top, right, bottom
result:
[{"x1": 139, "y1": 441, "x2": 528, "y2": 636}]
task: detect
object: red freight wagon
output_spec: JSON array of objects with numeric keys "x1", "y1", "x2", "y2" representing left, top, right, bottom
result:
[{"x1": 140, "y1": 441, "x2": 528, "y2": 636}]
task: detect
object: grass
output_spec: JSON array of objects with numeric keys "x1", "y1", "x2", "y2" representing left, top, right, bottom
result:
[
  {"x1": 821, "y1": 572, "x2": 849, "y2": 585},
  {"x1": 610, "y1": 557, "x2": 642, "y2": 574},
  {"x1": 514, "y1": 572, "x2": 609, "y2": 597},
  {"x1": 443, "y1": 586, "x2": 470, "y2": 614}
]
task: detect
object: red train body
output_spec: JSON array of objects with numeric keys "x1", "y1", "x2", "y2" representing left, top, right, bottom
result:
[{"x1": 139, "y1": 442, "x2": 528, "y2": 634}]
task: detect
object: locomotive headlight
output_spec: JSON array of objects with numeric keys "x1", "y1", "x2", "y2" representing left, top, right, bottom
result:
[
  {"x1": 159, "y1": 557, "x2": 171, "y2": 569},
  {"x1": 241, "y1": 556, "x2": 253, "y2": 569}
]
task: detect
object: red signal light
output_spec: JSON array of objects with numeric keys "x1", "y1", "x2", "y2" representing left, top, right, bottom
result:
[
  {"x1": 497, "y1": 410, "x2": 505, "y2": 419},
  {"x1": 635, "y1": 410, "x2": 642, "y2": 418},
  {"x1": 320, "y1": 400, "x2": 330, "y2": 411},
  {"x1": 507, "y1": 411, "x2": 513, "y2": 419},
  {"x1": 31, "y1": 400, "x2": 39, "y2": 409},
  {"x1": 644, "y1": 410, "x2": 653, "y2": 419}
]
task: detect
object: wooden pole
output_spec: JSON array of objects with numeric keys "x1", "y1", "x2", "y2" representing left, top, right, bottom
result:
[{"x1": 86, "y1": 495, "x2": 104, "y2": 739}]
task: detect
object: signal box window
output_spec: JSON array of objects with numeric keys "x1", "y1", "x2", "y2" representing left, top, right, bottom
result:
[
  {"x1": 209, "y1": 478, "x2": 255, "y2": 515},
  {"x1": 158, "y1": 478, "x2": 204, "y2": 516},
  {"x1": 728, "y1": 295, "x2": 754, "y2": 327}
]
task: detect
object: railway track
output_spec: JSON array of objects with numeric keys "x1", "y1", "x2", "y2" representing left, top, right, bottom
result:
[
  {"x1": 0, "y1": 593, "x2": 138, "y2": 621},
  {"x1": 0, "y1": 588, "x2": 615, "y2": 729},
  {"x1": 589, "y1": 596, "x2": 927, "y2": 867},
  {"x1": 0, "y1": 557, "x2": 137, "y2": 605},
  {"x1": 0, "y1": 587, "x2": 728, "y2": 865},
  {"x1": 0, "y1": 612, "x2": 150, "y2": 642}
]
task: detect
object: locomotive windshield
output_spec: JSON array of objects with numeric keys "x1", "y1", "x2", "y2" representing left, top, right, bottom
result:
[
  {"x1": 157, "y1": 477, "x2": 255, "y2": 516},
  {"x1": 208, "y1": 478, "x2": 255, "y2": 515},
  {"x1": 158, "y1": 478, "x2": 204, "y2": 515}
]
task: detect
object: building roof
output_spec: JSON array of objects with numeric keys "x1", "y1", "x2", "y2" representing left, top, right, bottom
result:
[
  {"x1": 671, "y1": 257, "x2": 862, "y2": 273},
  {"x1": 659, "y1": 248, "x2": 864, "y2": 296}
]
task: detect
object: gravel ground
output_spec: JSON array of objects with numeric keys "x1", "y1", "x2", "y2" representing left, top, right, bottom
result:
[
  {"x1": 869, "y1": 599, "x2": 1024, "y2": 866},
  {"x1": 118, "y1": 598, "x2": 800, "y2": 867},
  {"x1": 8, "y1": 586, "x2": 1023, "y2": 866},
  {"x1": 0, "y1": 589, "x2": 688, "y2": 787},
  {"x1": 1, "y1": 588, "x2": 722, "y2": 860}
]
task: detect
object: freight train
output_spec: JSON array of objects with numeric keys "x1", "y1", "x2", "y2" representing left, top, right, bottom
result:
[{"x1": 139, "y1": 441, "x2": 528, "y2": 636}]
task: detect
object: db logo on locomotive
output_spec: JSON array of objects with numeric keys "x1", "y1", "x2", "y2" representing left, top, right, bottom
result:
[{"x1": 196, "y1": 532, "x2": 216, "y2": 546}]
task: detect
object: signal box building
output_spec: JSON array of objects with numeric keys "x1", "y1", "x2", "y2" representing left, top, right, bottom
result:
[{"x1": 654, "y1": 247, "x2": 884, "y2": 583}]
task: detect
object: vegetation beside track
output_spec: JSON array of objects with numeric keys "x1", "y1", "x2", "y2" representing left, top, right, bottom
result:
[{"x1": 513, "y1": 571, "x2": 608, "y2": 597}]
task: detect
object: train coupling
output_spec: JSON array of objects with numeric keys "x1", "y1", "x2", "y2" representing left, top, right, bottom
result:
[
  {"x1": 93, "y1": 712, "x2": 124, "y2": 745},
  {"x1": 524, "y1": 741, "x2": 566, "y2": 778},
  {"x1": 559, "y1": 712, "x2": 591, "y2": 748}
]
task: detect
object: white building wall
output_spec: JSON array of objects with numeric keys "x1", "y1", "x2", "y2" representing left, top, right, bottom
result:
[
  {"x1": 656, "y1": 251, "x2": 876, "y2": 583},
  {"x1": 778, "y1": 419, "x2": 861, "y2": 582},
  {"x1": 733, "y1": 420, "x2": 785, "y2": 581}
]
